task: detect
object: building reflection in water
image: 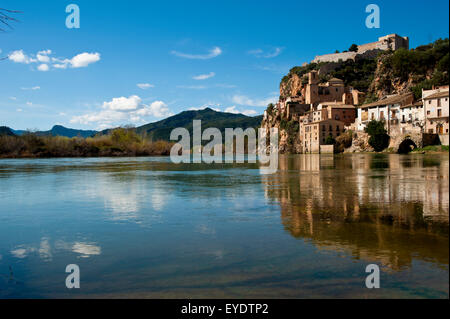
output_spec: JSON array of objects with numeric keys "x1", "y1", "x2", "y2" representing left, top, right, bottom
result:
[{"x1": 262, "y1": 154, "x2": 449, "y2": 271}]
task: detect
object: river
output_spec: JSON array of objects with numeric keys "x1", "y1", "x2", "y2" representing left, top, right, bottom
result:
[{"x1": 0, "y1": 153, "x2": 448, "y2": 298}]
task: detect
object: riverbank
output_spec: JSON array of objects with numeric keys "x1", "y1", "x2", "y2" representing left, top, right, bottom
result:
[{"x1": 0, "y1": 128, "x2": 173, "y2": 158}]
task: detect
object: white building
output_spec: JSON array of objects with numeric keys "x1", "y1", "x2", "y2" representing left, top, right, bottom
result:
[
  {"x1": 357, "y1": 92, "x2": 415, "y2": 133},
  {"x1": 423, "y1": 86, "x2": 449, "y2": 145}
]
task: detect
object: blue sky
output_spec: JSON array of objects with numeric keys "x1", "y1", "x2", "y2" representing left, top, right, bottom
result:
[{"x1": 1, "y1": 0, "x2": 449, "y2": 130}]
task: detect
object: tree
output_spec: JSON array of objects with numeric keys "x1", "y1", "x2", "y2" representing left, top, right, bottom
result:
[
  {"x1": 365, "y1": 120, "x2": 390, "y2": 152},
  {"x1": 324, "y1": 134, "x2": 335, "y2": 145},
  {"x1": 349, "y1": 44, "x2": 358, "y2": 52},
  {"x1": 0, "y1": 8, "x2": 20, "y2": 32},
  {"x1": 1, "y1": 8, "x2": 21, "y2": 61}
]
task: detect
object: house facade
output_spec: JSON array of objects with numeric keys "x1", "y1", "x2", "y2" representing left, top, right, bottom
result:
[
  {"x1": 423, "y1": 86, "x2": 449, "y2": 145},
  {"x1": 356, "y1": 93, "x2": 415, "y2": 133}
]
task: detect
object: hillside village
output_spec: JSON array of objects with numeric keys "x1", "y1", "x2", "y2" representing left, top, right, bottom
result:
[{"x1": 262, "y1": 34, "x2": 449, "y2": 153}]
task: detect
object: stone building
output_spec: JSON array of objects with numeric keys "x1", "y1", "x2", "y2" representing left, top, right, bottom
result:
[
  {"x1": 423, "y1": 87, "x2": 449, "y2": 145},
  {"x1": 356, "y1": 92, "x2": 415, "y2": 133},
  {"x1": 317, "y1": 102, "x2": 356, "y2": 126},
  {"x1": 304, "y1": 71, "x2": 362, "y2": 106},
  {"x1": 313, "y1": 34, "x2": 409, "y2": 63},
  {"x1": 298, "y1": 102, "x2": 356, "y2": 153},
  {"x1": 300, "y1": 119, "x2": 344, "y2": 153}
]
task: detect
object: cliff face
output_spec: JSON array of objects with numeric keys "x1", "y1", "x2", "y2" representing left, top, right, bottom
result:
[{"x1": 280, "y1": 73, "x2": 304, "y2": 100}]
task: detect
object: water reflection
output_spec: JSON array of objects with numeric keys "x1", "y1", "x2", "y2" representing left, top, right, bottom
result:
[
  {"x1": 262, "y1": 154, "x2": 449, "y2": 270},
  {"x1": 0, "y1": 155, "x2": 448, "y2": 298}
]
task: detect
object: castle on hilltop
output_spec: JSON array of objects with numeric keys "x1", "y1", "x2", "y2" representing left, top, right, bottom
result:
[{"x1": 312, "y1": 34, "x2": 409, "y2": 64}]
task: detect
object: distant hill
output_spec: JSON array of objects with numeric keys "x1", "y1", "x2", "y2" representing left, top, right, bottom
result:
[
  {"x1": 135, "y1": 108, "x2": 263, "y2": 142},
  {"x1": 0, "y1": 126, "x2": 16, "y2": 136},
  {"x1": 4, "y1": 109, "x2": 263, "y2": 141},
  {"x1": 9, "y1": 125, "x2": 98, "y2": 138},
  {"x1": 37, "y1": 125, "x2": 98, "y2": 138}
]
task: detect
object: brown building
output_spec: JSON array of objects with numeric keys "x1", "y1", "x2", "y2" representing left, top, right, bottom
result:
[
  {"x1": 301, "y1": 119, "x2": 344, "y2": 153},
  {"x1": 317, "y1": 102, "x2": 356, "y2": 126}
]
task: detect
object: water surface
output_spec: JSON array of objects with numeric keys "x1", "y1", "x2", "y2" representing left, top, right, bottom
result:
[{"x1": 0, "y1": 154, "x2": 448, "y2": 298}]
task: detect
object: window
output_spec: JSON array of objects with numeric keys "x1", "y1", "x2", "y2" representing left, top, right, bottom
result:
[
  {"x1": 336, "y1": 126, "x2": 340, "y2": 131},
  {"x1": 322, "y1": 125, "x2": 326, "y2": 131},
  {"x1": 429, "y1": 100, "x2": 432, "y2": 104},
  {"x1": 438, "y1": 109, "x2": 442, "y2": 117},
  {"x1": 438, "y1": 99, "x2": 441, "y2": 107},
  {"x1": 427, "y1": 110, "x2": 431, "y2": 115}
]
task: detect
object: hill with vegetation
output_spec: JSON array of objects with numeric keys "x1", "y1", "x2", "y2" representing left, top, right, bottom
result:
[
  {"x1": 0, "y1": 126, "x2": 16, "y2": 136},
  {"x1": 279, "y1": 38, "x2": 449, "y2": 104},
  {"x1": 9, "y1": 125, "x2": 98, "y2": 138},
  {"x1": 98, "y1": 108, "x2": 263, "y2": 142}
]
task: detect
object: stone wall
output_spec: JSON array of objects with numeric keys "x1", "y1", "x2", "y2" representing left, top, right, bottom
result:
[
  {"x1": 320, "y1": 145, "x2": 334, "y2": 154},
  {"x1": 313, "y1": 52, "x2": 357, "y2": 63}
]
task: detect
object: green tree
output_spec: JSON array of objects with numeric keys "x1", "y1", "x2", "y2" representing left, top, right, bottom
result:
[
  {"x1": 324, "y1": 135, "x2": 335, "y2": 145},
  {"x1": 365, "y1": 120, "x2": 390, "y2": 152},
  {"x1": 349, "y1": 44, "x2": 358, "y2": 52}
]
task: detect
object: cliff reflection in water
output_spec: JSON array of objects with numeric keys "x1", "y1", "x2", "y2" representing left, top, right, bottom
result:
[{"x1": 262, "y1": 154, "x2": 449, "y2": 271}]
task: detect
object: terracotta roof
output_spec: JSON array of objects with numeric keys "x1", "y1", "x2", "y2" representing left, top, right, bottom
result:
[
  {"x1": 322, "y1": 104, "x2": 356, "y2": 109},
  {"x1": 361, "y1": 92, "x2": 414, "y2": 109},
  {"x1": 423, "y1": 91, "x2": 449, "y2": 100},
  {"x1": 400, "y1": 100, "x2": 423, "y2": 109}
]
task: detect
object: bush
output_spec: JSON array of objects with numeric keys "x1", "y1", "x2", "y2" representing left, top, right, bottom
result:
[
  {"x1": 334, "y1": 131, "x2": 353, "y2": 153},
  {"x1": 324, "y1": 135, "x2": 335, "y2": 145},
  {"x1": 0, "y1": 128, "x2": 175, "y2": 158},
  {"x1": 365, "y1": 120, "x2": 390, "y2": 152}
]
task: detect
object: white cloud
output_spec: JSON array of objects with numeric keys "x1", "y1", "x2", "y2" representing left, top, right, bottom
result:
[
  {"x1": 171, "y1": 46, "x2": 222, "y2": 59},
  {"x1": 70, "y1": 96, "x2": 172, "y2": 129},
  {"x1": 37, "y1": 64, "x2": 49, "y2": 72},
  {"x1": 37, "y1": 50, "x2": 52, "y2": 62},
  {"x1": 10, "y1": 96, "x2": 17, "y2": 100},
  {"x1": 224, "y1": 106, "x2": 258, "y2": 116},
  {"x1": 21, "y1": 86, "x2": 40, "y2": 90},
  {"x1": 8, "y1": 49, "x2": 100, "y2": 70},
  {"x1": 102, "y1": 95, "x2": 141, "y2": 111},
  {"x1": 8, "y1": 50, "x2": 36, "y2": 64},
  {"x1": 26, "y1": 101, "x2": 33, "y2": 106},
  {"x1": 70, "y1": 52, "x2": 101, "y2": 68},
  {"x1": 137, "y1": 83, "x2": 155, "y2": 90},
  {"x1": 136, "y1": 101, "x2": 172, "y2": 118},
  {"x1": 248, "y1": 47, "x2": 283, "y2": 58},
  {"x1": 231, "y1": 94, "x2": 277, "y2": 107},
  {"x1": 193, "y1": 72, "x2": 215, "y2": 80},
  {"x1": 177, "y1": 85, "x2": 207, "y2": 90},
  {"x1": 17, "y1": 108, "x2": 23, "y2": 112}
]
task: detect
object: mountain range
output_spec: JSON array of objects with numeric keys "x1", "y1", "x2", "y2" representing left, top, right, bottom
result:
[{"x1": 1, "y1": 108, "x2": 263, "y2": 141}]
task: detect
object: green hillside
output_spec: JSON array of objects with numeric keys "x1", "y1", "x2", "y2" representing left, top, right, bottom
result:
[
  {"x1": 134, "y1": 108, "x2": 263, "y2": 142},
  {"x1": 0, "y1": 126, "x2": 16, "y2": 136}
]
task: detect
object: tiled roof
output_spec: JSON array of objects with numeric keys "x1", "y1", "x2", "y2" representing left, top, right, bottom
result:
[
  {"x1": 361, "y1": 92, "x2": 413, "y2": 109},
  {"x1": 423, "y1": 91, "x2": 449, "y2": 100}
]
